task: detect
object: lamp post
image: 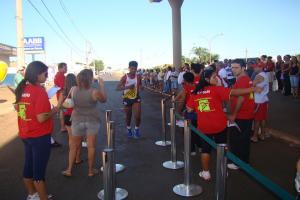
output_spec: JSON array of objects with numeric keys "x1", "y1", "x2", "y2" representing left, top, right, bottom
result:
[
  {"x1": 199, "y1": 33, "x2": 223, "y2": 64},
  {"x1": 149, "y1": 0, "x2": 184, "y2": 71},
  {"x1": 208, "y1": 33, "x2": 223, "y2": 64}
]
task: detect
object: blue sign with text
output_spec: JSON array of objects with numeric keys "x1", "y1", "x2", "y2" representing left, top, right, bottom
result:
[{"x1": 24, "y1": 37, "x2": 45, "y2": 51}]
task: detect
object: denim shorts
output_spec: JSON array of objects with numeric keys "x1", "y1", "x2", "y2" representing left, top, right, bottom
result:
[
  {"x1": 72, "y1": 121, "x2": 100, "y2": 136},
  {"x1": 22, "y1": 134, "x2": 51, "y2": 181},
  {"x1": 290, "y1": 76, "x2": 299, "y2": 87}
]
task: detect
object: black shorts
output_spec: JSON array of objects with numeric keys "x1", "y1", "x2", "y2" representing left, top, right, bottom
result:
[
  {"x1": 64, "y1": 115, "x2": 72, "y2": 126},
  {"x1": 123, "y1": 97, "x2": 141, "y2": 106},
  {"x1": 201, "y1": 129, "x2": 227, "y2": 154}
]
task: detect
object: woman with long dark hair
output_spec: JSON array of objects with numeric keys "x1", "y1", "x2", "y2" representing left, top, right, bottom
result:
[
  {"x1": 186, "y1": 67, "x2": 261, "y2": 181},
  {"x1": 57, "y1": 73, "x2": 83, "y2": 176},
  {"x1": 15, "y1": 61, "x2": 57, "y2": 200}
]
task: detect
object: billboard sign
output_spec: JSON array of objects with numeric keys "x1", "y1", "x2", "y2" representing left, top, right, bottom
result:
[{"x1": 24, "y1": 37, "x2": 45, "y2": 52}]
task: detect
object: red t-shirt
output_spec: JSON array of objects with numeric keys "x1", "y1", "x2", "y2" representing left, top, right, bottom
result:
[
  {"x1": 17, "y1": 84, "x2": 53, "y2": 139},
  {"x1": 265, "y1": 62, "x2": 275, "y2": 72},
  {"x1": 194, "y1": 75, "x2": 200, "y2": 85},
  {"x1": 187, "y1": 86, "x2": 231, "y2": 134},
  {"x1": 183, "y1": 83, "x2": 195, "y2": 103},
  {"x1": 230, "y1": 75, "x2": 255, "y2": 119},
  {"x1": 54, "y1": 71, "x2": 65, "y2": 100}
]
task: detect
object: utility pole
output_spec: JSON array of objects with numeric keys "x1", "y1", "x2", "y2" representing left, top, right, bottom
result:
[
  {"x1": 168, "y1": 0, "x2": 184, "y2": 71},
  {"x1": 16, "y1": 0, "x2": 25, "y2": 67}
]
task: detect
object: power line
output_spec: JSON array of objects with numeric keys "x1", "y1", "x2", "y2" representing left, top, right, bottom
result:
[
  {"x1": 39, "y1": 0, "x2": 83, "y2": 54},
  {"x1": 58, "y1": 0, "x2": 87, "y2": 42},
  {"x1": 26, "y1": 0, "x2": 83, "y2": 56}
]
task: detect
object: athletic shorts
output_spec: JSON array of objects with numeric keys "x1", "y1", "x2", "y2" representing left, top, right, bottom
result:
[
  {"x1": 22, "y1": 134, "x2": 51, "y2": 181},
  {"x1": 254, "y1": 102, "x2": 268, "y2": 121},
  {"x1": 123, "y1": 97, "x2": 141, "y2": 106},
  {"x1": 72, "y1": 121, "x2": 100, "y2": 136},
  {"x1": 201, "y1": 129, "x2": 227, "y2": 154},
  {"x1": 64, "y1": 115, "x2": 72, "y2": 126}
]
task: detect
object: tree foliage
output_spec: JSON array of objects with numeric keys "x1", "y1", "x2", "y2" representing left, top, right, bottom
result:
[
  {"x1": 191, "y1": 46, "x2": 219, "y2": 64},
  {"x1": 90, "y1": 59, "x2": 104, "y2": 71}
]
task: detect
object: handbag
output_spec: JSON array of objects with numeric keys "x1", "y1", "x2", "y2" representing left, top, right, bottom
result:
[{"x1": 62, "y1": 87, "x2": 74, "y2": 108}]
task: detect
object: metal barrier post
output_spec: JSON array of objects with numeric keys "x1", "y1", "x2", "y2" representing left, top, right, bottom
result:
[
  {"x1": 171, "y1": 93, "x2": 176, "y2": 109},
  {"x1": 215, "y1": 144, "x2": 228, "y2": 200},
  {"x1": 98, "y1": 149, "x2": 114, "y2": 200},
  {"x1": 101, "y1": 111, "x2": 125, "y2": 173},
  {"x1": 163, "y1": 108, "x2": 184, "y2": 169},
  {"x1": 173, "y1": 120, "x2": 202, "y2": 197},
  {"x1": 155, "y1": 99, "x2": 171, "y2": 146}
]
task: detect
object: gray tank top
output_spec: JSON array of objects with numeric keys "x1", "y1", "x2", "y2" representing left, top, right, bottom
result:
[{"x1": 71, "y1": 87, "x2": 100, "y2": 122}]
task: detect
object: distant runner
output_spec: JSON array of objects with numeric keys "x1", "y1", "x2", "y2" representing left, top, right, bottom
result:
[{"x1": 117, "y1": 61, "x2": 142, "y2": 138}]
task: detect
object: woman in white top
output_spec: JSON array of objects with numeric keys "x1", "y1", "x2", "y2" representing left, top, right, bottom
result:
[{"x1": 251, "y1": 65, "x2": 269, "y2": 142}]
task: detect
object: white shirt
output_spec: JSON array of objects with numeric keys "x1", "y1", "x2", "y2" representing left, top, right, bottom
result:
[
  {"x1": 218, "y1": 68, "x2": 228, "y2": 87},
  {"x1": 178, "y1": 71, "x2": 185, "y2": 85},
  {"x1": 164, "y1": 71, "x2": 172, "y2": 82},
  {"x1": 254, "y1": 72, "x2": 269, "y2": 103}
]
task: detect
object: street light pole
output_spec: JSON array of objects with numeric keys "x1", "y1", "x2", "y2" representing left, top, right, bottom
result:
[
  {"x1": 16, "y1": 0, "x2": 25, "y2": 67},
  {"x1": 208, "y1": 33, "x2": 223, "y2": 64}
]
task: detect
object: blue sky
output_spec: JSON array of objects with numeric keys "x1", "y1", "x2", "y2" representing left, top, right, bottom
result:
[{"x1": 1, "y1": 0, "x2": 300, "y2": 68}]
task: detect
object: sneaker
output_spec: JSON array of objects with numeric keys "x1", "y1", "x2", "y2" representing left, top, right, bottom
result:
[
  {"x1": 176, "y1": 120, "x2": 184, "y2": 127},
  {"x1": 199, "y1": 170, "x2": 211, "y2": 181},
  {"x1": 26, "y1": 193, "x2": 53, "y2": 200},
  {"x1": 81, "y1": 141, "x2": 87, "y2": 147},
  {"x1": 227, "y1": 163, "x2": 239, "y2": 170},
  {"x1": 127, "y1": 129, "x2": 133, "y2": 138},
  {"x1": 26, "y1": 193, "x2": 39, "y2": 200},
  {"x1": 134, "y1": 129, "x2": 141, "y2": 138}
]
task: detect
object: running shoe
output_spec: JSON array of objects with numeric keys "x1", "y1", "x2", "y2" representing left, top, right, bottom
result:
[
  {"x1": 176, "y1": 120, "x2": 184, "y2": 127},
  {"x1": 199, "y1": 170, "x2": 211, "y2": 181},
  {"x1": 134, "y1": 129, "x2": 141, "y2": 138},
  {"x1": 227, "y1": 163, "x2": 239, "y2": 170},
  {"x1": 127, "y1": 129, "x2": 133, "y2": 138}
]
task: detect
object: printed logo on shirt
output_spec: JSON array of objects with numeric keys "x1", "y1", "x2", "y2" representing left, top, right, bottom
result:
[
  {"x1": 123, "y1": 88, "x2": 137, "y2": 99},
  {"x1": 196, "y1": 98, "x2": 214, "y2": 112},
  {"x1": 17, "y1": 102, "x2": 31, "y2": 121}
]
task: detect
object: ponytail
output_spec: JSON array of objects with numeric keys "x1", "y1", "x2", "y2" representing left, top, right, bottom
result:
[
  {"x1": 15, "y1": 79, "x2": 27, "y2": 103},
  {"x1": 193, "y1": 67, "x2": 214, "y2": 94}
]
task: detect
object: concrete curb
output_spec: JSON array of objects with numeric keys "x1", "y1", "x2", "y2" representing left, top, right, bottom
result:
[{"x1": 268, "y1": 128, "x2": 300, "y2": 148}]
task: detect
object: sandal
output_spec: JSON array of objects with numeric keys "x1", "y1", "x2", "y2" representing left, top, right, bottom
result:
[
  {"x1": 258, "y1": 134, "x2": 265, "y2": 141},
  {"x1": 250, "y1": 136, "x2": 258, "y2": 143},
  {"x1": 75, "y1": 160, "x2": 83, "y2": 165},
  {"x1": 62, "y1": 170, "x2": 72, "y2": 177},
  {"x1": 88, "y1": 169, "x2": 99, "y2": 177}
]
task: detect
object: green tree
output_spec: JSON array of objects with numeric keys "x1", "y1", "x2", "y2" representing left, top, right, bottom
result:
[
  {"x1": 90, "y1": 59, "x2": 104, "y2": 72},
  {"x1": 191, "y1": 46, "x2": 219, "y2": 64}
]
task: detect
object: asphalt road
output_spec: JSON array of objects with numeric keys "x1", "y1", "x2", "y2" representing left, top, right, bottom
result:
[{"x1": 0, "y1": 79, "x2": 299, "y2": 200}]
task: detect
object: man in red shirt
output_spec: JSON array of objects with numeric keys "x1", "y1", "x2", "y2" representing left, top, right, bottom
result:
[
  {"x1": 228, "y1": 59, "x2": 255, "y2": 170},
  {"x1": 54, "y1": 62, "x2": 67, "y2": 133}
]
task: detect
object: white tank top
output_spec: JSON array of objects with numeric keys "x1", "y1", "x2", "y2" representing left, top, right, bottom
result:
[
  {"x1": 254, "y1": 72, "x2": 269, "y2": 103},
  {"x1": 123, "y1": 74, "x2": 138, "y2": 99}
]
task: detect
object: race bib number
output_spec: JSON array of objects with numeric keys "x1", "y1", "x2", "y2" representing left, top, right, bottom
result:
[{"x1": 123, "y1": 88, "x2": 137, "y2": 99}]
